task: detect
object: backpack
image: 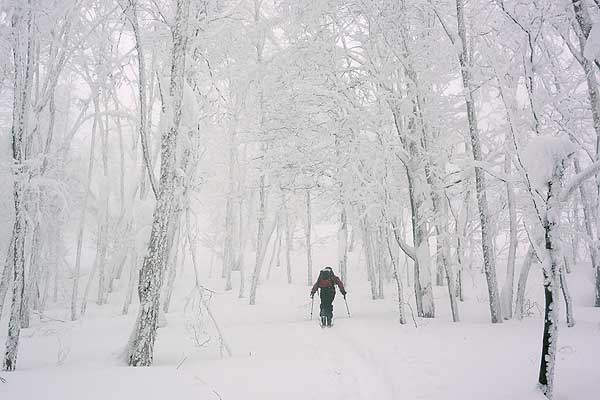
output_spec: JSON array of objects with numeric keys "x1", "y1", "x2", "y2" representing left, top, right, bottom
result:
[{"x1": 318, "y1": 269, "x2": 334, "y2": 289}]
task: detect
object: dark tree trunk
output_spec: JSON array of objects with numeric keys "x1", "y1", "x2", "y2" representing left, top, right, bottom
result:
[{"x1": 4, "y1": 0, "x2": 33, "y2": 372}]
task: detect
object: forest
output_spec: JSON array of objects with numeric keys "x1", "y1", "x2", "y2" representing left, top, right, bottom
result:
[{"x1": 1, "y1": 0, "x2": 599, "y2": 399}]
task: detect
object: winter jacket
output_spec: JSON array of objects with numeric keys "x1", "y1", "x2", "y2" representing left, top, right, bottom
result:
[{"x1": 311, "y1": 274, "x2": 346, "y2": 296}]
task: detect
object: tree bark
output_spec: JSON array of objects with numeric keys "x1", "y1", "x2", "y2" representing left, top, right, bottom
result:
[
  {"x1": 362, "y1": 217, "x2": 378, "y2": 300},
  {"x1": 571, "y1": 0, "x2": 600, "y2": 307},
  {"x1": 385, "y1": 231, "x2": 406, "y2": 324},
  {"x1": 501, "y1": 147, "x2": 518, "y2": 319},
  {"x1": 70, "y1": 103, "x2": 98, "y2": 321},
  {"x1": 305, "y1": 189, "x2": 313, "y2": 286},
  {"x1": 4, "y1": 0, "x2": 34, "y2": 371},
  {"x1": 339, "y1": 208, "x2": 348, "y2": 284},
  {"x1": 515, "y1": 246, "x2": 535, "y2": 320},
  {"x1": 128, "y1": 0, "x2": 190, "y2": 367},
  {"x1": 223, "y1": 154, "x2": 236, "y2": 290},
  {"x1": 376, "y1": 228, "x2": 384, "y2": 299},
  {"x1": 249, "y1": 176, "x2": 267, "y2": 304},
  {"x1": 284, "y1": 200, "x2": 293, "y2": 284},
  {"x1": 538, "y1": 170, "x2": 565, "y2": 399},
  {"x1": 123, "y1": 247, "x2": 137, "y2": 316},
  {"x1": 125, "y1": 0, "x2": 158, "y2": 199},
  {"x1": 406, "y1": 166, "x2": 435, "y2": 318},
  {"x1": 162, "y1": 225, "x2": 181, "y2": 313},
  {"x1": 560, "y1": 265, "x2": 575, "y2": 327},
  {"x1": 456, "y1": 0, "x2": 502, "y2": 323},
  {"x1": 0, "y1": 236, "x2": 15, "y2": 321},
  {"x1": 237, "y1": 192, "x2": 253, "y2": 298}
]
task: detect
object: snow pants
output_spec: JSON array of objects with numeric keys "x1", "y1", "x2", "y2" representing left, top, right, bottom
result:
[{"x1": 319, "y1": 287, "x2": 336, "y2": 319}]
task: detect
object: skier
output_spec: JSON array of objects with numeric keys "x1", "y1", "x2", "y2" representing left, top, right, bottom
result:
[{"x1": 310, "y1": 267, "x2": 347, "y2": 327}]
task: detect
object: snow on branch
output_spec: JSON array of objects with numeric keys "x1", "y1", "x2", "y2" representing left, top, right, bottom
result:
[
  {"x1": 584, "y1": 23, "x2": 600, "y2": 63},
  {"x1": 561, "y1": 158, "x2": 600, "y2": 202},
  {"x1": 522, "y1": 135, "x2": 576, "y2": 192}
]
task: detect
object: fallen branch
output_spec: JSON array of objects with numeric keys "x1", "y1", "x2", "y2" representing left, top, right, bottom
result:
[{"x1": 32, "y1": 310, "x2": 67, "y2": 323}]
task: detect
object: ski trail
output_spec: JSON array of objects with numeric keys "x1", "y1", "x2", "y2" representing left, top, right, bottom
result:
[
  {"x1": 331, "y1": 322, "x2": 447, "y2": 400},
  {"x1": 315, "y1": 323, "x2": 396, "y2": 400}
]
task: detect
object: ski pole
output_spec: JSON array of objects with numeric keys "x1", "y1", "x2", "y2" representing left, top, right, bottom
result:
[
  {"x1": 310, "y1": 296, "x2": 314, "y2": 320},
  {"x1": 344, "y1": 295, "x2": 350, "y2": 317}
]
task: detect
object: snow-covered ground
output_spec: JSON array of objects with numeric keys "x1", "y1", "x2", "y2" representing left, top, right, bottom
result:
[{"x1": 1, "y1": 235, "x2": 599, "y2": 400}]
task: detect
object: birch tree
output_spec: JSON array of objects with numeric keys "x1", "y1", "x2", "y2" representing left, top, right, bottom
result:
[
  {"x1": 3, "y1": 0, "x2": 34, "y2": 371},
  {"x1": 128, "y1": 0, "x2": 191, "y2": 367}
]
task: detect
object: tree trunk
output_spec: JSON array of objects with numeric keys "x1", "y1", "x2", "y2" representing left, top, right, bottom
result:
[
  {"x1": 453, "y1": 191, "x2": 469, "y2": 302},
  {"x1": 571, "y1": 0, "x2": 600, "y2": 307},
  {"x1": 435, "y1": 240, "x2": 444, "y2": 286},
  {"x1": 223, "y1": 185, "x2": 235, "y2": 290},
  {"x1": 21, "y1": 227, "x2": 40, "y2": 328},
  {"x1": 123, "y1": 248, "x2": 137, "y2": 316},
  {"x1": 96, "y1": 222, "x2": 108, "y2": 306},
  {"x1": 128, "y1": 0, "x2": 190, "y2": 367},
  {"x1": 538, "y1": 173, "x2": 564, "y2": 399},
  {"x1": 38, "y1": 245, "x2": 51, "y2": 315},
  {"x1": 348, "y1": 225, "x2": 355, "y2": 253},
  {"x1": 162, "y1": 225, "x2": 181, "y2": 313},
  {"x1": 560, "y1": 265, "x2": 575, "y2": 328},
  {"x1": 362, "y1": 218, "x2": 377, "y2": 300},
  {"x1": 80, "y1": 233, "x2": 101, "y2": 317},
  {"x1": 568, "y1": 206, "x2": 578, "y2": 269},
  {"x1": 125, "y1": 0, "x2": 158, "y2": 199},
  {"x1": 285, "y1": 201, "x2": 293, "y2": 284},
  {"x1": 339, "y1": 208, "x2": 348, "y2": 284},
  {"x1": 515, "y1": 247, "x2": 534, "y2": 320},
  {"x1": 71, "y1": 110, "x2": 97, "y2": 321},
  {"x1": 223, "y1": 120, "x2": 238, "y2": 289},
  {"x1": 385, "y1": 232, "x2": 406, "y2": 324},
  {"x1": 96, "y1": 95, "x2": 112, "y2": 307},
  {"x1": 0, "y1": 236, "x2": 15, "y2": 321},
  {"x1": 406, "y1": 167, "x2": 435, "y2": 318},
  {"x1": 572, "y1": 159, "x2": 600, "y2": 306},
  {"x1": 440, "y1": 224, "x2": 459, "y2": 322},
  {"x1": 21, "y1": 84, "x2": 58, "y2": 327},
  {"x1": 266, "y1": 217, "x2": 282, "y2": 280},
  {"x1": 249, "y1": 176, "x2": 267, "y2": 305},
  {"x1": 305, "y1": 189, "x2": 313, "y2": 286},
  {"x1": 501, "y1": 147, "x2": 518, "y2": 319},
  {"x1": 456, "y1": 0, "x2": 502, "y2": 323},
  {"x1": 431, "y1": 184, "x2": 459, "y2": 321},
  {"x1": 237, "y1": 193, "x2": 252, "y2": 298},
  {"x1": 4, "y1": 1, "x2": 33, "y2": 371},
  {"x1": 4, "y1": 224, "x2": 26, "y2": 372},
  {"x1": 376, "y1": 227, "x2": 385, "y2": 299}
]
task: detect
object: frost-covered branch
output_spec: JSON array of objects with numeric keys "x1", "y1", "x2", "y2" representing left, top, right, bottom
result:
[{"x1": 560, "y1": 159, "x2": 600, "y2": 202}]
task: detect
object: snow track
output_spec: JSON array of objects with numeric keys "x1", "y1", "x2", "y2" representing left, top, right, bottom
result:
[
  {"x1": 313, "y1": 322, "x2": 396, "y2": 400},
  {"x1": 1, "y1": 277, "x2": 598, "y2": 400}
]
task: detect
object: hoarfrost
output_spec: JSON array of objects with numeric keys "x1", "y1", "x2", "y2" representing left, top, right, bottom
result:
[
  {"x1": 583, "y1": 23, "x2": 600, "y2": 63},
  {"x1": 523, "y1": 135, "x2": 576, "y2": 191}
]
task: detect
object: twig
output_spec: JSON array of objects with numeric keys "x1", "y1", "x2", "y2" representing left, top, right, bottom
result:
[
  {"x1": 205, "y1": 304, "x2": 232, "y2": 357},
  {"x1": 523, "y1": 221, "x2": 543, "y2": 264},
  {"x1": 176, "y1": 355, "x2": 187, "y2": 370},
  {"x1": 403, "y1": 302, "x2": 418, "y2": 328}
]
